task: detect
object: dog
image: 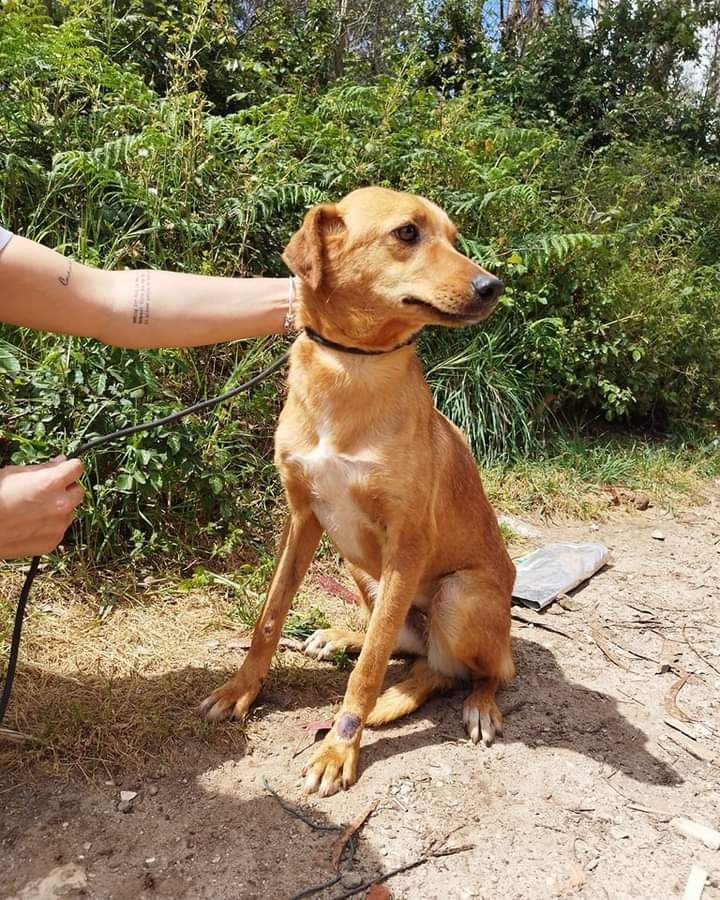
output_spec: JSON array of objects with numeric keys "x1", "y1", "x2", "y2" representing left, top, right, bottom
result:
[{"x1": 200, "y1": 186, "x2": 515, "y2": 797}]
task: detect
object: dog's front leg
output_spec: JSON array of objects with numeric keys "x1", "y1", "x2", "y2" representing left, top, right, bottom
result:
[
  {"x1": 200, "y1": 511, "x2": 322, "y2": 721},
  {"x1": 304, "y1": 545, "x2": 421, "y2": 796}
]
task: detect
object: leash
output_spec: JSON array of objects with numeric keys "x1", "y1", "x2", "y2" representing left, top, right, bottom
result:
[{"x1": 0, "y1": 350, "x2": 290, "y2": 727}]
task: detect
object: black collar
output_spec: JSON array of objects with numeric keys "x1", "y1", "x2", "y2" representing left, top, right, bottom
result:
[{"x1": 303, "y1": 325, "x2": 421, "y2": 356}]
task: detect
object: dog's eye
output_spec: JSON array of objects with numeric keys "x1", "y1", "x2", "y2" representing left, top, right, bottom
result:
[{"x1": 393, "y1": 223, "x2": 419, "y2": 243}]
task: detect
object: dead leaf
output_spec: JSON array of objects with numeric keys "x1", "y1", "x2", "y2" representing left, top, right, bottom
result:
[
  {"x1": 316, "y1": 575, "x2": 359, "y2": 605},
  {"x1": 292, "y1": 719, "x2": 334, "y2": 759},
  {"x1": 367, "y1": 885, "x2": 392, "y2": 900},
  {"x1": 331, "y1": 803, "x2": 376, "y2": 869}
]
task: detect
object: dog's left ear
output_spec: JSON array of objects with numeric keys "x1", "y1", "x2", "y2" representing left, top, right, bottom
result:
[{"x1": 283, "y1": 203, "x2": 345, "y2": 291}]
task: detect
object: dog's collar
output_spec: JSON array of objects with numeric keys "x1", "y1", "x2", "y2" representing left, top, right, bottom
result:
[{"x1": 303, "y1": 325, "x2": 421, "y2": 356}]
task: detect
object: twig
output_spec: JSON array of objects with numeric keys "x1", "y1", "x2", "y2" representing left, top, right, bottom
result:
[
  {"x1": 683, "y1": 624, "x2": 720, "y2": 676},
  {"x1": 664, "y1": 673, "x2": 696, "y2": 723},
  {"x1": 263, "y1": 778, "x2": 365, "y2": 900},
  {"x1": 627, "y1": 802, "x2": 672, "y2": 821},
  {"x1": 263, "y1": 777, "x2": 340, "y2": 833},
  {"x1": 0, "y1": 725, "x2": 34, "y2": 743},
  {"x1": 664, "y1": 718, "x2": 699, "y2": 741},
  {"x1": 331, "y1": 804, "x2": 376, "y2": 869},
  {"x1": 330, "y1": 844, "x2": 475, "y2": 899},
  {"x1": 592, "y1": 624, "x2": 631, "y2": 671},
  {"x1": 512, "y1": 612, "x2": 574, "y2": 639},
  {"x1": 665, "y1": 732, "x2": 719, "y2": 767}
]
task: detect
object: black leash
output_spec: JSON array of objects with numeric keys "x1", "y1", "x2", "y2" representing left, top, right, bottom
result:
[{"x1": 0, "y1": 350, "x2": 289, "y2": 727}]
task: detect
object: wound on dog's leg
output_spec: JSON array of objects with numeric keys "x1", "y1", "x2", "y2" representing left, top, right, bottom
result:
[{"x1": 336, "y1": 712, "x2": 361, "y2": 740}]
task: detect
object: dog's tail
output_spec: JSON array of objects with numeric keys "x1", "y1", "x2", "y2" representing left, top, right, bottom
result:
[{"x1": 365, "y1": 659, "x2": 455, "y2": 727}]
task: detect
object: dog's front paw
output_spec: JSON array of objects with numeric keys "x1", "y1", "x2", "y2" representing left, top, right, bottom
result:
[
  {"x1": 303, "y1": 712, "x2": 362, "y2": 797},
  {"x1": 199, "y1": 675, "x2": 260, "y2": 722}
]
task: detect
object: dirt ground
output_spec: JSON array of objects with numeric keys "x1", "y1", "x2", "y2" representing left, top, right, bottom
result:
[{"x1": 2, "y1": 485, "x2": 719, "y2": 900}]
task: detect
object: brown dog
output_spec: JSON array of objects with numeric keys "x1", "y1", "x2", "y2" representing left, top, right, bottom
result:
[{"x1": 200, "y1": 187, "x2": 515, "y2": 797}]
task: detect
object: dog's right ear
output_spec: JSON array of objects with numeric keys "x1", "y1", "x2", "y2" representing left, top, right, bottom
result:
[{"x1": 282, "y1": 203, "x2": 344, "y2": 291}]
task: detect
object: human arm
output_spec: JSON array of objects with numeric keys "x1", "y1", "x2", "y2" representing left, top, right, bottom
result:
[{"x1": 0, "y1": 233, "x2": 290, "y2": 349}]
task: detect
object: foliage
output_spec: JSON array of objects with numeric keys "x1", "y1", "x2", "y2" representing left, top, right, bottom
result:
[{"x1": 1, "y1": 1, "x2": 719, "y2": 564}]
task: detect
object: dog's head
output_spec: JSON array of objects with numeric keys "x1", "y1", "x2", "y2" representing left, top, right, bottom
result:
[{"x1": 283, "y1": 186, "x2": 503, "y2": 351}]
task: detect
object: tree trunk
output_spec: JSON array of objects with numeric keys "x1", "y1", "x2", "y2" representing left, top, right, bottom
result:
[{"x1": 333, "y1": 0, "x2": 349, "y2": 79}]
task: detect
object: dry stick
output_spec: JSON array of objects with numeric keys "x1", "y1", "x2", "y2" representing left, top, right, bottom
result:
[
  {"x1": 665, "y1": 732, "x2": 719, "y2": 767},
  {"x1": 263, "y1": 778, "x2": 375, "y2": 900},
  {"x1": 664, "y1": 672, "x2": 696, "y2": 723},
  {"x1": 331, "y1": 804, "x2": 377, "y2": 870},
  {"x1": 511, "y1": 612, "x2": 574, "y2": 640},
  {"x1": 0, "y1": 725, "x2": 33, "y2": 743},
  {"x1": 262, "y1": 778, "x2": 353, "y2": 900},
  {"x1": 330, "y1": 844, "x2": 475, "y2": 900},
  {"x1": 682, "y1": 624, "x2": 720, "y2": 676},
  {"x1": 591, "y1": 624, "x2": 632, "y2": 671},
  {"x1": 602, "y1": 632, "x2": 658, "y2": 665}
]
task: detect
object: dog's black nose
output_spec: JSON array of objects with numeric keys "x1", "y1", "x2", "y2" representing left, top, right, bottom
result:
[{"x1": 471, "y1": 274, "x2": 504, "y2": 304}]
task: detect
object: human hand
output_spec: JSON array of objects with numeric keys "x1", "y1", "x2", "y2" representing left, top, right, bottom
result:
[{"x1": 0, "y1": 458, "x2": 85, "y2": 559}]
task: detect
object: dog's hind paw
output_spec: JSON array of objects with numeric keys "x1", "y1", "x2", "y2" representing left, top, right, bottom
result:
[{"x1": 463, "y1": 685, "x2": 503, "y2": 747}]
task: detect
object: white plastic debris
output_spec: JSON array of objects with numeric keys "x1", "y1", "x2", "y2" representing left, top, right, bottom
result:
[
  {"x1": 512, "y1": 542, "x2": 610, "y2": 611},
  {"x1": 672, "y1": 817, "x2": 720, "y2": 850},
  {"x1": 682, "y1": 865, "x2": 708, "y2": 900}
]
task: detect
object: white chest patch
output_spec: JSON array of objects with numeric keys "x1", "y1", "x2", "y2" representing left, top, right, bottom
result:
[{"x1": 291, "y1": 436, "x2": 375, "y2": 564}]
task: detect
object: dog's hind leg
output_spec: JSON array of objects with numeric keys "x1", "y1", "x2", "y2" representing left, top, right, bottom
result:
[
  {"x1": 200, "y1": 511, "x2": 322, "y2": 721},
  {"x1": 304, "y1": 567, "x2": 427, "y2": 660},
  {"x1": 427, "y1": 568, "x2": 514, "y2": 746},
  {"x1": 366, "y1": 658, "x2": 455, "y2": 725}
]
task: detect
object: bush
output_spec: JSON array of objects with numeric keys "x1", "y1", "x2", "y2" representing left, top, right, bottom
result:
[{"x1": 1, "y1": 3, "x2": 719, "y2": 563}]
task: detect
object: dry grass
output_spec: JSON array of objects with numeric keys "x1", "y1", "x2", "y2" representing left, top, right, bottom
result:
[
  {"x1": 0, "y1": 570, "x2": 244, "y2": 782},
  {"x1": 0, "y1": 564, "x2": 359, "y2": 783}
]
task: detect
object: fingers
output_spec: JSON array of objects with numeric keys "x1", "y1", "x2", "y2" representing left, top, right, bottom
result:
[{"x1": 49, "y1": 457, "x2": 84, "y2": 487}]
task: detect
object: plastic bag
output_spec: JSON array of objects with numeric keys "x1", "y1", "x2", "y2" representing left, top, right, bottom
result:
[{"x1": 512, "y1": 541, "x2": 610, "y2": 611}]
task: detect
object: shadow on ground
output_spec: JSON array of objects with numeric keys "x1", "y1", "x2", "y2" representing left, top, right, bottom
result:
[{"x1": 2, "y1": 636, "x2": 679, "y2": 790}]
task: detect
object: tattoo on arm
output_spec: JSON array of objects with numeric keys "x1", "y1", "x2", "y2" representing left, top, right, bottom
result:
[
  {"x1": 58, "y1": 259, "x2": 72, "y2": 287},
  {"x1": 132, "y1": 271, "x2": 151, "y2": 325}
]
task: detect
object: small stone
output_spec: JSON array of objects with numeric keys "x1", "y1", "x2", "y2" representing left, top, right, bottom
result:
[
  {"x1": 341, "y1": 871, "x2": 365, "y2": 889},
  {"x1": 118, "y1": 801, "x2": 134, "y2": 814},
  {"x1": 633, "y1": 492, "x2": 651, "y2": 511},
  {"x1": 589, "y1": 523, "x2": 600, "y2": 532},
  {"x1": 144, "y1": 857, "x2": 156, "y2": 865},
  {"x1": 120, "y1": 790, "x2": 137, "y2": 803},
  {"x1": 651, "y1": 530, "x2": 665, "y2": 541},
  {"x1": 148, "y1": 785, "x2": 159, "y2": 796}
]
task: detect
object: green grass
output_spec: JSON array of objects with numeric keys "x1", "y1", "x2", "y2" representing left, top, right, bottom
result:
[{"x1": 484, "y1": 430, "x2": 720, "y2": 519}]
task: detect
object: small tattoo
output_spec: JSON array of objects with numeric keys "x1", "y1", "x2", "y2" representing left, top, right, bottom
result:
[
  {"x1": 336, "y1": 712, "x2": 361, "y2": 740},
  {"x1": 132, "y1": 271, "x2": 151, "y2": 325},
  {"x1": 58, "y1": 259, "x2": 72, "y2": 286}
]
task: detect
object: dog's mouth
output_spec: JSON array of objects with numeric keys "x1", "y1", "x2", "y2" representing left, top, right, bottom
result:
[{"x1": 402, "y1": 296, "x2": 494, "y2": 324}]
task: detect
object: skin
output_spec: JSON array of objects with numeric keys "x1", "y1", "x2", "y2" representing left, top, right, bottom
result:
[
  {"x1": 0, "y1": 234, "x2": 290, "y2": 560},
  {"x1": 200, "y1": 187, "x2": 514, "y2": 798}
]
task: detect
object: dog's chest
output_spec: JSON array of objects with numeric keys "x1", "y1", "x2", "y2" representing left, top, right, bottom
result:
[{"x1": 290, "y1": 437, "x2": 375, "y2": 564}]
